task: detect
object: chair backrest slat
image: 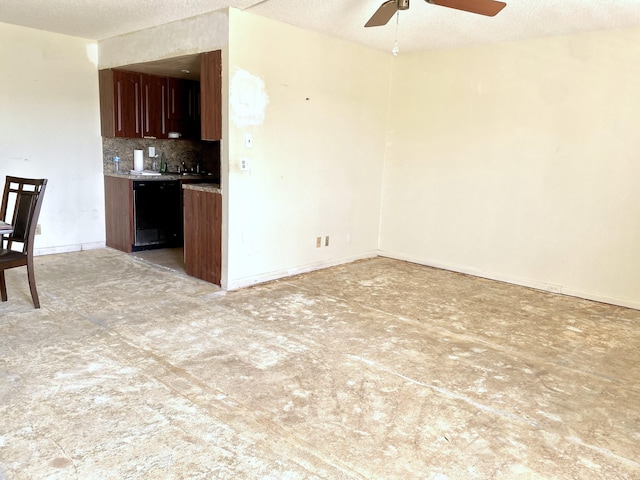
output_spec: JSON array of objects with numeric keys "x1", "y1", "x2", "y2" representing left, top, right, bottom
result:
[{"x1": 11, "y1": 191, "x2": 37, "y2": 242}]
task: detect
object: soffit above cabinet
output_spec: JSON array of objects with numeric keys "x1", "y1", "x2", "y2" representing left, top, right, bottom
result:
[{"x1": 116, "y1": 54, "x2": 201, "y2": 81}]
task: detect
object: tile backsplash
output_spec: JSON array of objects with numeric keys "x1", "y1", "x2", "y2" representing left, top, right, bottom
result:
[{"x1": 103, "y1": 138, "x2": 220, "y2": 180}]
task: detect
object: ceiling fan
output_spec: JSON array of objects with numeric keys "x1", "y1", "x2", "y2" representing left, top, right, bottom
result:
[{"x1": 365, "y1": 0, "x2": 506, "y2": 27}]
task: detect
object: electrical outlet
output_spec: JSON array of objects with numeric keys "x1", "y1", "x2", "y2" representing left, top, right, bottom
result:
[
  {"x1": 148, "y1": 146, "x2": 155, "y2": 157},
  {"x1": 35, "y1": 224, "x2": 41, "y2": 235},
  {"x1": 240, "y1": 157, "x2": 251, "y2": 171},
  {"x1": 325, "y1": 236, "x2": 329, "y2": 247},
  {"x1": 316, "y1": 237, "x2": 321, "y2": 248}
]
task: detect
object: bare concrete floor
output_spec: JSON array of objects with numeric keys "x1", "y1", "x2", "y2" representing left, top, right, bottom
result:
[
  {"x1": 131, "y1": 248, "x2": 187, "y2": 275},
  {"x1": 1, "y1": 248, "x2": 639, "y2": 479}
]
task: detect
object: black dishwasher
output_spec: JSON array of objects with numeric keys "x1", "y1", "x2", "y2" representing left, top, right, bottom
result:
[{"x1": 132, "y1": 180, "x2": 182, "y2": 251}]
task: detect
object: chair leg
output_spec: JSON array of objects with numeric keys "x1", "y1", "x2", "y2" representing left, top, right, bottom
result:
[
  {"x1": 26, "y1": 258, "x2": 40, "y2": 309},
  {"x1": 0, "y1": 271, "x2": 6, "y2": 302}
]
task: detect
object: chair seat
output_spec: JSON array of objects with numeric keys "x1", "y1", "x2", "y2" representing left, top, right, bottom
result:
[{"x1": 0, "y1": 248, "x2": 28, "y2": 269}]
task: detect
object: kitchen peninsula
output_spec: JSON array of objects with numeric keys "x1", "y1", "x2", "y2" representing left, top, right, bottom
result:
[{"x1": 183, "y1": 183, "x2": 222, "y2": 285}]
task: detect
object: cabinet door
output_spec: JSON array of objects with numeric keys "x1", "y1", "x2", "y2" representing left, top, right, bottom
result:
[
  {"x1": 104, "y1": 175, "x2": 134, "y2": 252},
  {"x1": 184, "y1": 80, "x2": 200, "y2": 139},
  {"x1": 113, "y1": 70, "x2": 143, "y2": 138},
  {"x1": 99, "y1": 70, "x2": 115, "y2": 137},
  {"x1": 184, "y1": 189, "x2": 221, "y2": 285},
  {"x1": 141, "y1": 74, "x2": 167, "y2": 139},
  {"x1": 186, "y1": 80, "x2": 200, "y2": 121},
  {"x1": 167, "y1": 78, "x2": 201, "y2": 139},
  {"x1": 167, "y1": 77, "x2": 186, "y2": 120},
  {"x1": 200, "y1": 50, "x2": 222, "y2": 141},
  {"x1": 100, "y1": 69, "x2": 201, "y2": 139}
]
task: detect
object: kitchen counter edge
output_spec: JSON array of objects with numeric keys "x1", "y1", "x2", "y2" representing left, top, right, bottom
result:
[
  {"x1": 182, "y1": 183, "x2": 222, "y2": 194},
  {"x1": 104, "y1": 172, "x2": 217, "y2": 181}
]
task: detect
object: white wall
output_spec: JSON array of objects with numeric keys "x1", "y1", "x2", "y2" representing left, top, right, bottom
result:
[
  {"x1": 380, "y1": 27, "x2": 640, "y2": 309},
  {"x1": 225, "y1": 9, "x2": 391, "y2": 289},
  {"x1": 0, "y1": 22, "x2": 104, "y2": 254}
]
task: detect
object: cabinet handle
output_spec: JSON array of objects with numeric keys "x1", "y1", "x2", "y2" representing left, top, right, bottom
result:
[
  {"x1": 135, "y1": 83, "x2": 140, "y2": 135},
  {"x1": 145, "y1": 84, "x2": 150, "y2": 133},
  {"x1": 116, "y1": 82, "x2": 122, "y2": 132},
  {"x1": 161, "y1": 84, "x2": 166, "y2": 134}
]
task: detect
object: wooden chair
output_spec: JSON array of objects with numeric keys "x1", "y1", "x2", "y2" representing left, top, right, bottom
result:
[{"x1": 0, "y1": 176, "x2": 48, "y2": 308}]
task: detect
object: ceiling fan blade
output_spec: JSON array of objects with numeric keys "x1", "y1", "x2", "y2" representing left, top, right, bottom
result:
[
  {"x1": 365, "y1": 0, "x2": 400, "y2": 27},
  {"x1": 426, "y1": 0, "x2": 506, "y2": 17}
]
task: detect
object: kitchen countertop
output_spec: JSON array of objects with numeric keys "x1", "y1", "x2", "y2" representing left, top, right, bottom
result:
[
  {"x1": 182, "y1": 183, "x2": 222, "y2": 194},
  {"x1": 105, "y1": 172, "x2": 218, "y2": 181}
]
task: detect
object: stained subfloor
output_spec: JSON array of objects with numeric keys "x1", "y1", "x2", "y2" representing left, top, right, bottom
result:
[{"x1": 1, "y1": 248, "x2": 639, "y2": 479}]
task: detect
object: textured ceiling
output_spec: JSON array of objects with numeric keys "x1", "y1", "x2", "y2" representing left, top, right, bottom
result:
[{"x1": 1, "y1": 0, "x2": 640, "y2": 53}]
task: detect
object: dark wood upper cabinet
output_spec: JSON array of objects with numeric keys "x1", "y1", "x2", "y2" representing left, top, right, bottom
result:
[
  {"x1": 99, "y1": 69, "x2": 143, "y2": 138},
  {"x1": 167, "y1": 78, "x2": 187, "y2": 120},
  {"x1": 100, "y1": 69, "x2": 144, "y2": 138},
  {"x1": 142, "y1": 74, "x2": 167, "y2": 139},
  {"x1": 166, "y1": 78, "x2": 200, "y2": 138},
  {"x1": 99, "y1": 69, "x2": 116, "y2": 137},
  {"x1": 99, "y1": 51, "x2": 221, "y2": 140},
  {"x1": 185, "y1": 79, "x2": 200, "y2": 125},
  {"x1": 115, "y1": 70, "x2": 143, "y2": 138},
  {"x1": 100, "y1": 70, "x2": 199, "y2": 139},
  {"x1": 201, "y1": 50, "x2": 222, "y2": 141}
]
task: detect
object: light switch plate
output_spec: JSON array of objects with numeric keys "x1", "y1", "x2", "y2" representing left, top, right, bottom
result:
[
  {"x1": 244, "y1": 133, "x2": 253, "y2": 149},
  {"x1": 149, "y1": 146, "x2": 155, "y2": 157}
]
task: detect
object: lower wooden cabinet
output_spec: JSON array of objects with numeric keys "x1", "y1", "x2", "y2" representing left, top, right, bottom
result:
[
  {"x1": 104, "y1": 175, "x2": 134, "y2": 252},
  {"x1": 105, "y1": 176, "x2": 184, "y2": 253},
  {"x1": 183, "y1": 187, "x2": 222, "y2": 285}
]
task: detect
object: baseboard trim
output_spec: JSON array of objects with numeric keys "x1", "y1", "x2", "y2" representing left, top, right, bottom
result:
[
  {"x1": 29, "y1": 243, "x2": 639, "y2": 310},
  {"x1": 34, "y1": 241, "x2": 106, "y2": 257},
  {"x1": 377, "y1": 250, "x2": 640, "y2": 311},
  {"x1": 224, "y1": 251, "x2": 378, "y2": 291}
]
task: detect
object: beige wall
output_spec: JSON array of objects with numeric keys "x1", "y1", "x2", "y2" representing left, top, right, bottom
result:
[
  {"x1": 380, "y1": 27, "x2": 640, "y2": 308},
  {"x1": 225, "y1": 9, "x2": 391, "y2": 289},
  {"x1": 0, "y1": 22, "x2": 104, "y2": 254}
]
